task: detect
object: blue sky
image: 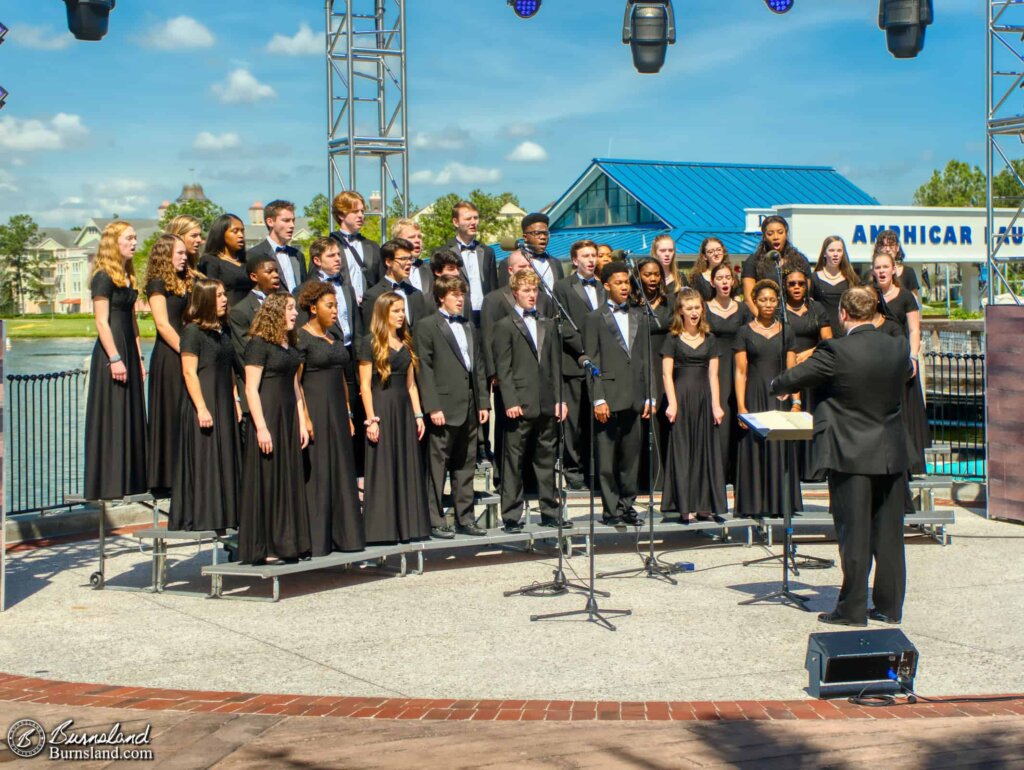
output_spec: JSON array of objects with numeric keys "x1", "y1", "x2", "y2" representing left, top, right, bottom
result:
[{"x1": 0, "y1": 0, "x2": 984, "y2": 228}]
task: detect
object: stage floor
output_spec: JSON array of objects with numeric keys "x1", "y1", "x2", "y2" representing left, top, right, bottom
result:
[{"x1": 1, "y1": 502, "x2": 1021, "y2": 704}]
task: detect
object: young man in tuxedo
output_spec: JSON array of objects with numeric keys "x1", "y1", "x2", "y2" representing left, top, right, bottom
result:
[
  {"x1": 329, "y1": 191, "x2": 381, "y2": 305},
  {"x1": 770, "y1": 285, "x2": 914, "y2": 627},
  {"x1": 492, "y1": 270, "x2": 569, "y2": 532},
  {"x1": 228, "y1": 254, "x2": 281, "y2": 412},
  {"x1": 247, "y1": 200, "x2": 306, "y2": 293},
  {"x1": 497, "y1": 213, "x2": 565, "y2": 290},
  {"x1": 585, "y1": 262, "x2": 654, "y2": 526},
  {"x1": 446, "y1": 200, "x2": 498, "y2": 327},
  {"x1": 553, "y1": 240, "x2": 605, "y2": 490},
  {"x1": 414, "y1": 275, "x2": 491, "y2": 539},
  {"x1": 361, "y1": 238, "x2": 429, "y2": 329},
  {"x1": 392, "y1": 218, "x2": 431, "y2": 294}
]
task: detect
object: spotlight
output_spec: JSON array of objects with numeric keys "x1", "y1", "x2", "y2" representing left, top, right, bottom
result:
[
  {"x1": 878, "y1": 0, "x2": 933, "y2": 59},
  {"x1": 0, "y1": 86, "x2": 7, "y2": 110},
  {"x1": 0, "y1": 22, "x2": 8, "y2": 45},
  {"x1": 764, "y1": 0, "x2": 794, "y2": 12},
  {"x1": 622, "y1": 1, "x2": 677, "y2": 75},
  {"x1": 508, "y1": 0, "x2": 542, "y2": 19},
  {"x1": 64, "y1": 0, "x2": 116, "y2": 42}
]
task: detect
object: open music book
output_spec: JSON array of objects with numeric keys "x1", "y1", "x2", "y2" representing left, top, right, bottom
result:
[{"x1": 738, "y1": 410, "x2": 814, "y2": 440}]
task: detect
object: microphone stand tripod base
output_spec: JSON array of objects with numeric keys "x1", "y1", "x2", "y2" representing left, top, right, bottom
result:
[
  {"x1": 738, "y1": 586, "x2": 811, "y2": 610},
  {"x1": 530, "y1": 597, "x2": 632, "y2": 632},
  {"x1": 597, "y1": 546, "x2": 682, "y2": 585}
]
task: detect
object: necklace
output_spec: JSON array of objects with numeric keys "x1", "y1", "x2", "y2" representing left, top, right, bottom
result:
[
  {"x1": 303, "y1": 324, "x2": 329, "y2": 339},
  {"x1": 756, "y1": 319, "x2": 778, "y2": 331},
  {"x1": 681, "y1": 330, "x2": 702, "y2": 341}
]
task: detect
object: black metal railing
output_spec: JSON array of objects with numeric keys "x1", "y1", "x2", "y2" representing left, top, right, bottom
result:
[
  {"x1": 924, "y1": 352, "x2": 985, "y2": 478},
  {"x1": 5, "y1": 369, "x2": 86, "y2": 515}
]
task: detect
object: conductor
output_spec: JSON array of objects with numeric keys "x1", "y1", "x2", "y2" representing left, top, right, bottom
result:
[{"x1": 770, "y1": 285, "x2": 913, "y2": 627}]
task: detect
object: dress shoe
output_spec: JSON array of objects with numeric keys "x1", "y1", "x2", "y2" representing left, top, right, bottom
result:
[
  {"x1": 456, "y1": 524, "x2": 487, "y2": 537},
  {"x1": 566, "y1": 477, "x2": 587, "y2": 491},
  {"x1": 601, "y1": 516, "x2": 625, "y2": 528},
  {"x1": 869, "y1": 609, "x2": 901, "y2": 624},
  {"x1": 502, "y1": 521, "x2": 524, "y2": 533},
  {"x1": 621, "y1": 511, "x2": 644, "y2": 527},
  {"x1": 817, "y1": 611, "x2": 867, "y2": 627},
  {"x1": 540, "y1": 516, "x2": 573, "y2": 528},
  {"x1": 431, "y1": 526, "x2": 456, "y2": 540}
]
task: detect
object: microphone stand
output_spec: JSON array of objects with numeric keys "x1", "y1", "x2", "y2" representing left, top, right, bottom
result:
[
  {"x1": 505, "y1": 248, "x2": 599, "y2": 599},
  {"x1": 597, "y1": 253, "x2": 681, "y2": 585}
]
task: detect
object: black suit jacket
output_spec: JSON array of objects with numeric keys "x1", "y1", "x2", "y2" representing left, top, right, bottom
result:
[
  {"x1": 247, "y1": 239, "x2": 307, "y2": 293},
  {"x1": 497, "y1": 252, "x2": 565, "y2": 288},
  {"x1": 414, "y1": 313, "x2": 489, "y2": 427},
  {"x1": 770, "y1": 324, "x2": 913, "y2": 476},
  {"x1": 446, "y1": 238, "x2": 499, "y2": 310},
  {"x1": 411, "y1": 259, "x2": 433, "y2": 300},
  {"x1": 584, "y1": 305, "x2": 654, "y2": 413},
  {"x1": 328, "y1": 230, "x2": 382, "y2": 297},
  {"x1": 493, "y1": 312, "x2": 562, "y2": 420},
  {"x1": 554, "y1": 273, "x2": 605, "y2": 378},
  {"x1": 228, "y1": 292, "x2": 262, "y2": 367},
  {"x1": 480, "y1": 286, "x2": 555, "y2": 379},
  {"x1": 293, "y1": 276, "x2": 363, "y2": 345},
  {"x1": 361, "y1": 278, "x2": 430, "y2": 330}
]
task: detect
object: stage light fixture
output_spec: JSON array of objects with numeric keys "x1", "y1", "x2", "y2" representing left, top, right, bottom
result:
[
  {"x1": 622, "y1": 1, "x2": 677, "y2": 75},
  {"x1": 508, "y1": 0, "x2": 542, "y2": 19},
  {"x1": 764, "y1": 0, "x2": 794, "y2": 13},
  {"x1": 64, "y1": 0, "x2": 116, "y2": 42},
  {"x1": 878, "y1": 0, "x2": 933, "y2": 59},
  {"x1": 0, "y1": 22, "x2": 8, "y2": 45}
]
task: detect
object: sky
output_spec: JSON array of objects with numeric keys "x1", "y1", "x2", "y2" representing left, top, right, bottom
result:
[{"x1": 0, "y1": 0, "x2": 987, "y2": 228}]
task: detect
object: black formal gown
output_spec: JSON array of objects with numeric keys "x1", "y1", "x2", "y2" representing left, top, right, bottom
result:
[
  {"x1": 198, "y1": 254, "x2": 253, "y2": 307},
  {"x1": 298, "y1": 329, "x2": 365, "y2": 555},
  {"x1": 706, "y1": 301, "x2": 752, "y2": 486},
  {"x1": 733, "y1": 324, "x2": 803, "y2": 517},
  {"x1": 145, "y1": 278, "x2": 188, "y2": 497},
  {"x1": 83, "y1": 271, "x2": 147, "y2": 500},
  {"x1": 356, "y1": 339, "x2": 431, "y2": 544},
  {"x1": 169, "y1": 324, "x2": 241, "y2": 532},
  {"x1": 784, "y1": 301, "x2": 830, "y2": 482},
  {"x1": 692, "y1": 273, "x2": 715, "y2": 302},
  {"x1": 809, "y1": 272, "x2": 850, "y2": 339},
  {"x1": 640, "y1": 296, "x2": 674, "y2": 493},
  {"x1": 880, "y1": 287, "x2": 930, "y2": 473},
  {"x1": 659, "y1": 335, "x2": 727, "y2": 516},
  {"x1": 238, "y1": 337, "x2": 311, "y2": 563}
]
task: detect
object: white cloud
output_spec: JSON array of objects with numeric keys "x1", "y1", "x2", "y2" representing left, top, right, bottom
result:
[
  {"x1": 211, "y1": 69, "x2": 277, "y2": 104},
  {"x1": 144, "y1": 16, "x2": 215, "y2": 50},
  {"x1": 503, "y1": 122, "x2": 535, "y2": 139},
  {"x1": 82, "y1": 179, "x2": 157, "y2": 216},
  {"x1": 412, "y1": 128, "x2": 472, "y2": 152},
  {"x1": 13, "y1": 25, "x2": 73, "y2": 51},
  {"x1": 506, "y1": 141, "x2": 548, "y2": 163},
  {"x1": 0, "y1": 113, "x2": 88, "y2": 152},
  {"x1": 266, "y1": 23, "x2": 321, "y2": 56},
  {"x1": 0, "y1": 170, "x2": 18, "y2": 193},
  {"x1": 410, "y1": 163, "x2": 502, "y2": 186},
  {"x1": 193, "y1": 131, "x2": 242, "y2": 152}
]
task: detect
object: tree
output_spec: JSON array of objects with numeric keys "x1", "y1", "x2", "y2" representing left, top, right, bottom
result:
[
  {"x1": 0, "y1": 214, "x2": 51, "y2": 315},
  {"x1": 415, "y1": 190, "x2": 522, "y2": 254},
  {"x1": 912, "y1": 160, "x2": 986, "y2": 207},
  {"x1": 360, "y1": 197, "x2": 412, "y2": 246},
  {"x1": 137, "y1": 197, "x2": 225, "y2": 275},
  {"x1": 993, "y1": 159, "x2": 1024, "y2": 208}
]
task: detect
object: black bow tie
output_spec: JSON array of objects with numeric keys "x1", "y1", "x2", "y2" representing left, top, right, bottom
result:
[
  {"x1": 412, "y1": 258, "x2": 424, "y2": 268},
  {"x1": 275, "y1": 245, "x2": 292, "y2": 255},
  {"x1": 581, "y1": 277, "x2": 598, "y2": 287},
  {"x1": 444, "y1": 313, "x2": 467, "y2": 324},
  {"x1": 391, "y1": 281, "x2": 412, "y2": 294},
  {"x1": 460, "y1": 242, "x2": 478, "y2": 252},
  {"x1": 610, "y1": 302, "x2": 629, "y2": 314},
  {"x1": 339, "y1": 232, "x2": 359, "y2": 242},
  {"x1": 523, "y1": 309, "x2": 539, "y2": 319},
  {"x1": 323, "y1": 274, "x2": 344, "y2": 286}
]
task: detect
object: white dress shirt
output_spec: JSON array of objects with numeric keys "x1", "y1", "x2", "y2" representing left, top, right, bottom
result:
[
  {"x1": 457, "y1": 239, "x2": 484, "y2": 311},
  {"x1": 515, "y1": 304, "x2": 539, "y2": 350},
  {"x1": 319, "y1": 270, "x2": 352, "y2": 346},
  {"x1": 387, "y1": 277, "x2": 412, "y2": 320},
  {"x1": 267, "y1": 236, "x2": 297, "y2": 292},
  {"x1": 609, "y1": 301, "x2": 630, "y2": 352},
  {"x1": 441, "y1": 312, "x2": 471, "y2": 370},
  {"x1": 577, "y1": 271, "x2": 598, "y2": 310},
  {"x1": 531, "y1": 256, "x2": 556, "y2": 290},
  {"x1": 337, "y1": 229, "x2": 366, "y2": 302},
  {"x1": 408, "y1": 260, "x2": 425, "y2": 292}
]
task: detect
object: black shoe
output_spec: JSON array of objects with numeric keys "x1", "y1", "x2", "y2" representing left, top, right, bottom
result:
[
  {"x1": 601, "y1": 516, "x2": 625, "y2": 528},
  {"x1": 456, "y1": 524, "x2": 487, "y2": 537},
  {"x1": 502, "y1": 521, "x2": 524, "y2": 533},
  {"x1": 540, "y1": 516, "x2": 573, "y2": 528},
  {"x1": 869, "y1": 609, "x2": 901, "y2": 624},
  {"x1": 621, "y1": 512, "x2": 644, "y2": 527},
  {"x1": 431, "y1": 526, "x2": 456, "y2": 540},
  {"x1": 566, "y1": 477, "x2": 587, "y2": 491},
  {"x1": 817, "y1": 611, "x2": 867, "y2": 627}
]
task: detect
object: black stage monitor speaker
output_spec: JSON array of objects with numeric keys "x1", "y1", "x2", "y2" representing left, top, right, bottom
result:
[{"x1": 805, "y1": 629, "x2": 918, "y2": 699}]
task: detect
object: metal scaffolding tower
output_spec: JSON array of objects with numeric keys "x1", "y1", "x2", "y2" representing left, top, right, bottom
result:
[
  {"x1": 325, "y1": 0, "x2": 409, "y2": 233},
  {"x1": 986, "y1": 1, "x2": 1024, "y2": 304}
]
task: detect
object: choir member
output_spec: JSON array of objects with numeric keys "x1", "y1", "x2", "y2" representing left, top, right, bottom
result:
[
  {"x1": 198, "y1": 214, "x2": 251, "y2": 307},
  {"x1": 741, "y1": 216, "x2": 810, "y2": 316},
  {"x1": 874, "y1": 229, "x2": 921, "y2": 302},
  {"x1": 553, "y1": 240, "x2": 606, "y2": 490},
  {"x1": 661, "y1": 287, "x2": 727, "y2": 522},
  {"x1": 329, "y1": 191, "x2": 381, "y2": 304},
  {"x1": 83, "y1": 221, "x2": 147, "y2": 500},
  {"x1": 585, "y1": 262, "x2": 654, "y2": 526},
  {"x1": 144, "y1": 233, "x2": 194, "y2": 498},
  {"x1": 633, "y1": 256, "x2": 673, "y2": 493},
  {"x1": 650, "y1": 233, "x2": 684, "y2": 292},
  {"x1": 705, "y1": 262, "x2": 751, "y2": 487},
  {"x1": 165, "y1": 215, "x2": 204, "y2": 272},
  {"x1": 228, "y1": 254, "x2": 281, "y2": 413},
  {"x1": 361, "y1": 238, "x2": 429, "y2": 329},
  {"x1": 357, "y1": 292, "x2": 431, "y2": 543},
  {"x1": 492, "y1": 270, "x2": 569, "y2": 531},
  {"x1": 246, "y1": 200, "x2": 307, "y2": 294},
  {"x1": 169, "y1": 278, "x2": 242, "y2": 533},
  {"x1": 415, "y1": 275, "x2": 490, "y2": 538},
  {"x1": 296, "y1": 281, "x2": 365, "y2": 554},
  {"x1": 596, "y1": 243, "x2": 614, "y2": 274},
  {"x1": 733, "y1": 279, "x2": 803, "y2": 517},
  {"x1": 811, "y1": 236, "x2": 859, "y2": 339},
  {"x1": 391, "y1": 218, "x2": 431, "y2": 294},
  {"x1": 687, "y1": 237, "x2": 729, "y2": 301},
  {"x1": 238, "y1": 293, "x2": 311, "y2": 564},
  {"x1": 497, "y1": 213, "x2": 565, "y2": 290},
  {"x1": 445, "y1": 200, "x2": 499, "y2": 326}
]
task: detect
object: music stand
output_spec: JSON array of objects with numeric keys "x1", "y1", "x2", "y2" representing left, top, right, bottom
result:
[{"x1": 737, "y1": 410, "x2": 815, "y2": 611}]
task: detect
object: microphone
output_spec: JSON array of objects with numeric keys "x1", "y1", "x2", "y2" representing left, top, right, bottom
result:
[
  {"x1": 500, "y1": 236, "x2": 531, "y2": 255},
  {"x1": 768, "y1": 249, "x2": 782, "y2": 263},
  {"x1": 581, "y1": 359, "x2": 601, "y2": 377}
]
